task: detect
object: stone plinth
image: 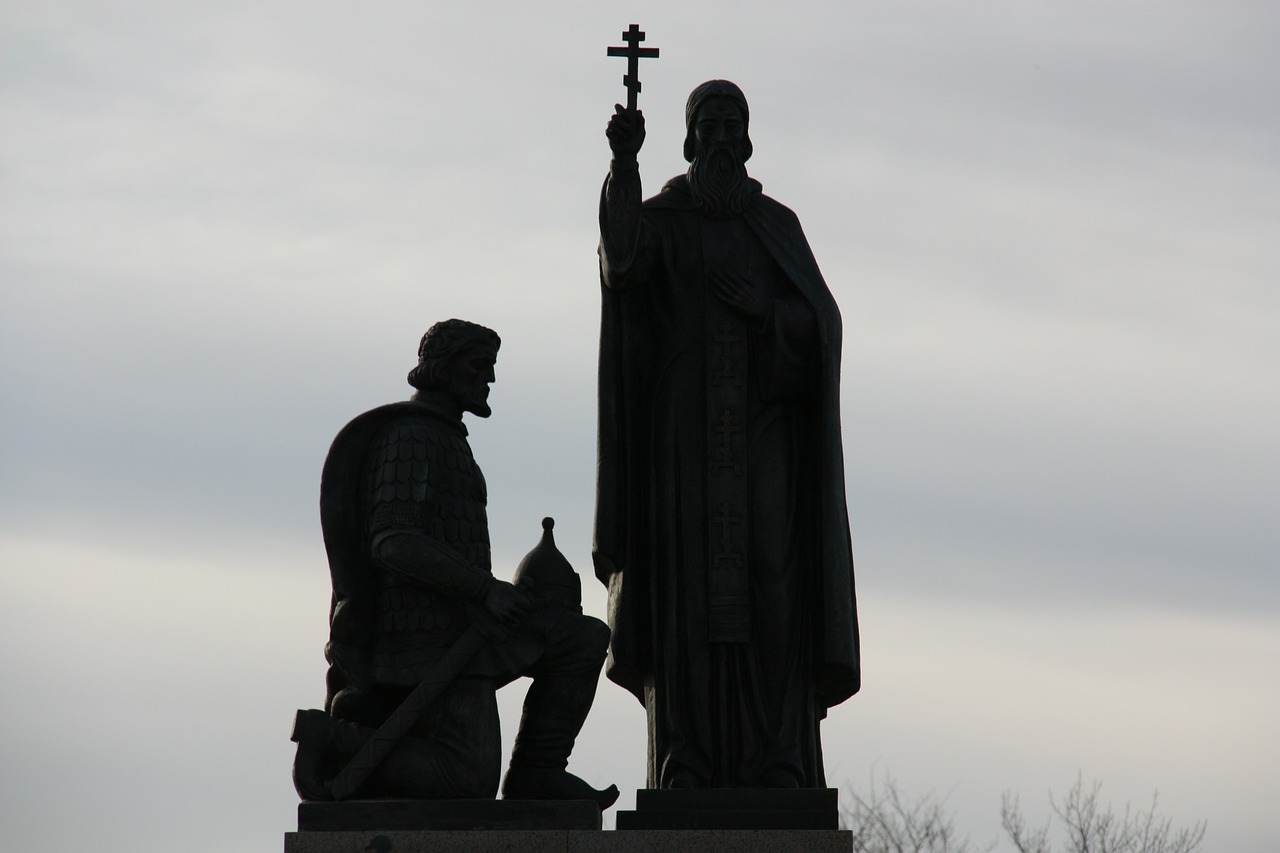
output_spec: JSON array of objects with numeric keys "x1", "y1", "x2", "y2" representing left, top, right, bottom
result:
[
  {"x1": 287, "y1": 794, "x2": 850, "y2": 851},
  {"x1": 615, "y1": 788, "x2": 840, "y2": 830},
  {"x1": 296, "y1": 799, "x2": 600, "y2": 832},
  {"x1": 284, "y1": 829, "x2": 852, "y2": 852}
]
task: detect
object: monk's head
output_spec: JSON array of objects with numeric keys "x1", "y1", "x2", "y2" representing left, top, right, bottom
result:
[
  {"x1": 684, "y1": 80, "x2": 756, "y2": 219},
  {"x1": 683, "y1": 79, "x2": 752, "y2": 163}
]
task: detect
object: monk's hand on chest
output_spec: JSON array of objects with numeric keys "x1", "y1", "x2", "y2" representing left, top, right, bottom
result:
[{"x1": 710, "y1": 270, "x2": 769, "y2": 324}]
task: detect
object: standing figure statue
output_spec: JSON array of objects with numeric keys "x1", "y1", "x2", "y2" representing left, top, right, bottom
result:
[
  {"x1": 595, "y1": 81, "x2": 860, "y2": 789},
  {"x1": 293, "y1": 319, "x2": 617, "y2": 808}
]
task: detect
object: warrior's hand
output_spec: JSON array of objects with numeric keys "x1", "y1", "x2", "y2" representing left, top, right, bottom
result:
[
  {"x1": 483, "y1": 578, "x2": 532, "y2": 625},
  {"x1": 607, "y1": 105, "x2": 645, "y2": 159},
  {"x1": 710, "y1": 271, "x2": 769, "y2": 323}
]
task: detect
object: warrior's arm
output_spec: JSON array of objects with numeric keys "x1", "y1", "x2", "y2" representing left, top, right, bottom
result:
[
  {"x1": 373, "y1": 532, "x2": 529, "y2": 623},
  {"x1": 361, "y1": 419, "x2": 503, "y2": 605},
  {"x1": 371, "y1": 530, "x2": 494, "y2": 600}
]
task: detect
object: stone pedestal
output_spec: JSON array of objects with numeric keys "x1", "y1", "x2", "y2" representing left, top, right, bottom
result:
[
  {"x1": 296, "y1": 798, "x2": 601, "y2": 831},
  {"x1": 285, "y1": 828, "x2": 852, "y2": 852},
  {"x1": 285, "y1": 795, "x2": 850, "y2": 851},
  {"x1": 615, "y1": 788, "x2": 840, "y2": 830},
  {"x1": 287, "y1": 800, "x2": 599, "y2": 852}
]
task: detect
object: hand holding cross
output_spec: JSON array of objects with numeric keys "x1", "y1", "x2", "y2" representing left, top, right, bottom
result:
[{"x1": 606, "y1": 104, "x2": 645, "y2": 159}]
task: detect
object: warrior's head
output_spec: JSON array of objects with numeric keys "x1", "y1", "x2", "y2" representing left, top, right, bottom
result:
[
  {"x1": 408, "y1": 319, "x2": 501, "y2": 418},
  {"x1": 684, "y1": 80, "x2": 756, "y2": 219}
]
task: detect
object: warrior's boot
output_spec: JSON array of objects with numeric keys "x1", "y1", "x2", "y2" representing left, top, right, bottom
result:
[
  {"x1": 291, "y1": 709, "x2": 349, "y2": 800},
  {"x1": 293, "y1": 709, "x2": 410, "y2": 800},
  {"x1": 500, "y1": 675, "x2": 619, "y2": 809}
]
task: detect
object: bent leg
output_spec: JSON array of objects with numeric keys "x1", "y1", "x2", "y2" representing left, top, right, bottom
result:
[
  {"x1": 304, "y1": 677, "x2": 501, "y2": 799},
  {"x1": 502, "y1": 612, "x2": 617, "y2": 806}
]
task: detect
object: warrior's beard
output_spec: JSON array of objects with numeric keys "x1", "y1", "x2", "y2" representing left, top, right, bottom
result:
[{"x1": 688, "y1": 146, "x2": 753, "y2": 220}]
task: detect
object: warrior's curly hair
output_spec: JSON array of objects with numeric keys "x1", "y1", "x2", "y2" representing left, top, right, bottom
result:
[{"x1": 407, "y1": 319, "x2": 501, "y2": 391}]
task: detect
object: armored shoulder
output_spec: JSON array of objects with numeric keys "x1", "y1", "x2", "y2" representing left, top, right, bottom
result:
[{"x1": 365, "y1": 415, "x2": 432, "y2": 534}]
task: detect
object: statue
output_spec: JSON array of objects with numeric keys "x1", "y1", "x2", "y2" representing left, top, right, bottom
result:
[
  {"x1": 292, "y1": 319, "x2": 618, "y2": 808},
  {"x1": 595, "y1": 80, "x2": 861, "y2": 789}
]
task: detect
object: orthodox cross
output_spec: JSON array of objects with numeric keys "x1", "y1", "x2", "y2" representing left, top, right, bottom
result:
[
  {"x1": 714, "y1": 501, "x2": 743, "y2": 552},
  {"x1": 714, "y1": 322, "x2": 742, "y2": 351},
  {"x1": 714, "y1": 322, "x2": 744, "y2": 387},
  {"x1": 607, "y1": 24, "x2": 660, "y2": 111},
  {"x1": 714, "y1": 409, "x2": 743, "y2": 473}
]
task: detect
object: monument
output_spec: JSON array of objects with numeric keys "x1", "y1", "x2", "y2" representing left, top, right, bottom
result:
[
  {"x1": 286, "y1": 24, "x2": 859, "y2": 850},
  {"x1": 290, "y1": 320, "x2": 617, "y2": 838},
  {"x1": 595, "y1": 31, "x2": 860, "y2": 815}
]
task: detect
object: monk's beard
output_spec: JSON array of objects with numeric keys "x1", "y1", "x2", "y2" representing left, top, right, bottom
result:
[{"x1": 688, "y1": 147, "x2": 754, "y2": 220}]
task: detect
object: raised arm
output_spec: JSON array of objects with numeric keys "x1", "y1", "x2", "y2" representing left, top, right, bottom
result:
[{"x1": 600, "y1": 105, "x2": 648, "y2": 287}]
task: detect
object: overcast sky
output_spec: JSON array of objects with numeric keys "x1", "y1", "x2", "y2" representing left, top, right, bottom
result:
[{"x1": 2, "y1": 2, "x2": 1277, "y2": 851}]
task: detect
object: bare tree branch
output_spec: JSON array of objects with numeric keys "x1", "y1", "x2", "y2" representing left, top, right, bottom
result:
[
  {"x1": 844, "y1": 771, "x2": 990, "y2": 853},
  {"x1": 845, "y1": 771, "x2": 1205, "y2": 853}
]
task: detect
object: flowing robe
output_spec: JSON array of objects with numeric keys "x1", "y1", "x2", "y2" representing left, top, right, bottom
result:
[{"x1": 595, "y1": 173, "x2": 860, "y2": 788}]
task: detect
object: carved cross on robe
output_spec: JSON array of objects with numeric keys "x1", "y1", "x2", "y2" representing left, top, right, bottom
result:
[
  {"x1": 607, "y1": 24, "x2": 659, "y2": 111},
  {"x1": 714, "y1": 323, "x2": 744, "y2": 387},
  {"x1": 714, "y1": 409, "x2": 743, "y2": 474},
  {"x1": 714, "y1": 501, "x2": 743, "y2": 552}
]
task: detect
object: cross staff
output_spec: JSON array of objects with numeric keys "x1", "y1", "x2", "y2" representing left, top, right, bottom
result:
[{"x1": 607, "y1": 24, "x2": 659, "y2": 111}]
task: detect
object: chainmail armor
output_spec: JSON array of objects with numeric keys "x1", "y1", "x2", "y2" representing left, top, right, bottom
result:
[{"x1": 363, "y1": 413, "x2": 491, "y2": 682}]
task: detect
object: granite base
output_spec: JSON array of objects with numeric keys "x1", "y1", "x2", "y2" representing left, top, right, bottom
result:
[
  {"x1": 284, "y1": 828, "x2": 852, "y2": 852},
  {"x1": 297, "y1": 798, "x2": 600, "y2": 832},
  {"x1": 615, "y1": 788, "x2": 840, "y2": 830}
]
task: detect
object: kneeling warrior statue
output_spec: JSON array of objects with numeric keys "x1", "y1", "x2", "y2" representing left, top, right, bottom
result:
[{"x1": 291, "y1": 319, "x2": 617, "y2": 808}]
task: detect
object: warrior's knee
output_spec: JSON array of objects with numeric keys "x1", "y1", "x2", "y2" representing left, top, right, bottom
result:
[
  {"x1": 585, "y1": 615, "x2": 610, "y2": 658},
  {"x1": 538, "y1": 612, "x2": 611, "y2": 675},
  {"x1": 571, "y1": 613, "x2": 611, "y2": 666},
  {"x1": 329, "y1": 686, "x2": 399, "y2": 728}
]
